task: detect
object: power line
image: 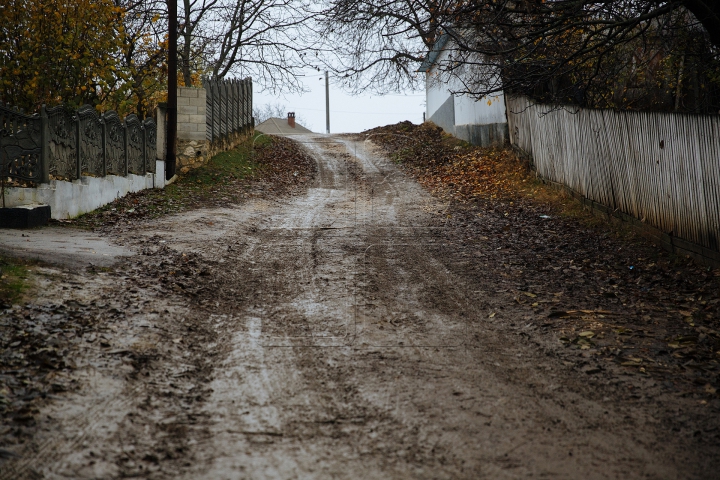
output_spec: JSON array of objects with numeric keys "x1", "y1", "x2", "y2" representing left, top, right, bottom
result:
[{"x1": 298, "y1": 107, "x2": 422, "y2": 115}]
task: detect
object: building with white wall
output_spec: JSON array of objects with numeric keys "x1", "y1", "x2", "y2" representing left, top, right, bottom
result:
[{"x1": 418, "y1": 35, "x2": 508, "y2": 147}]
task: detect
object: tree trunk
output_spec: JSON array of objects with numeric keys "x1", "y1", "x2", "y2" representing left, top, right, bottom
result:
[{"x1": 181, "y1": 0, "x2": 193, "y2": 86}]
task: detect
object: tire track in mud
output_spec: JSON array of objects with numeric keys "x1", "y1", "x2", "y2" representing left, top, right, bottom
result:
[
  {"x1": 164, "y1": 137, "x2": 433, "y2": 477},
  {"x1": 153, "y1": 135, "x2": 713, "y2": 478},
  {"x1": 6, "y1": 135, "x2": 718, "y2": 478},
  {"x1": 161, "y1": 135, "x2": 706, "y2": 478}
]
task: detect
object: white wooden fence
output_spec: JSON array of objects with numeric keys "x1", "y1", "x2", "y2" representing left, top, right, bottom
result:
[{"x1": 506, "y1": 95, "x2": 720, "y2": 260}]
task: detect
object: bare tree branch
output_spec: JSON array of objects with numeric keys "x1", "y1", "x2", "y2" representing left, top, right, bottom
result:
[
  {"x1": 321, "y1": 0, "x2": 720, "y2": 112},
  {"x1": 177, "y1": 0, "x2": 328, "y2": 93}
]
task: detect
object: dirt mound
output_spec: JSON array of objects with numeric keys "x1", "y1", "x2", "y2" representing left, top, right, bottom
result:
[{"x1": 362, "y1": 121, "x2": 533, "y2": 202}]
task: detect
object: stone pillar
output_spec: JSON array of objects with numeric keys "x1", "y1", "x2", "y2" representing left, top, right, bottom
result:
[{"x1": 176, "y1": 87, "x2": 209, "y2": 173}]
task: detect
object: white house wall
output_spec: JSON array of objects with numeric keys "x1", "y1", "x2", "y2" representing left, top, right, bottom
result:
[
  {"x1": 426, "y1": 79, "x2": 451, "y2": 120},
  {"x1": 454, "y1": 92, "x2": 507, "y2": 126},
  {"x1": 423, "y1": 40, "x2": 509, "y2": 147},
  {"x1": 426, "y1": 48, "x2": 452, "y2": 119}
]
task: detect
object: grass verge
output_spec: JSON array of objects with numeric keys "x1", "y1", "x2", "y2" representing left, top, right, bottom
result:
[{"x1": 0, "y1": 256, "x2": 32, "y2": 307}]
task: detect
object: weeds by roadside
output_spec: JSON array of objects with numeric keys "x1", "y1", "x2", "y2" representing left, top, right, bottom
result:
[{"x1": 0, "y1": 256, "x2": 32, "y2": 308}]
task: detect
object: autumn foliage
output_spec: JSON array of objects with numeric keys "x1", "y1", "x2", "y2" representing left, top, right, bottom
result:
[
  {"x1": 0, "y1": 0, "x2": 126, "y2": 111},
  {"x1": 365, "y1": 121, "x2": 535, "y2": 203}
]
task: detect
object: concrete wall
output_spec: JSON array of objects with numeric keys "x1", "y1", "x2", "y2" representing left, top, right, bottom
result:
[
  {"x1": 4, "y1": 161, "x2": 166, "y2": 219},
  {"x1": 454, "y1": 123, "x2": 508, "y2": 147},
  {"x1": 5, "y1": 106, "x2": 168, "y2": 218},
  {"x1": 424, "y1": 43, "x2": 508, "y2": 147},
  {"x1": 156, "y1": 104, "x2": 166, "y2": 162},
  {"x1": 176, "y1": 87, "x2": 210, "y2": 173},
  {"x1": 454, "y1": 93, "x2": 506, "y2": 125},
  {"x1": 3, "y1": 85, "x2": 250, "y2": 218}
]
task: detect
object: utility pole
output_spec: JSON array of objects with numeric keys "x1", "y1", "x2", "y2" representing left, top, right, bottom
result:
[
  {"x1": 166, "y1": 0, "x2": 177, "y2": 180},
  {"x1": 325, "y1": 71, "x2": 330, "y2": 134}
]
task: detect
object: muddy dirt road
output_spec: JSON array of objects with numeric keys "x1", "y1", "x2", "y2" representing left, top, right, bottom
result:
[{"x1": 3, "y1": 134, "x2": 719, "y2": 479}]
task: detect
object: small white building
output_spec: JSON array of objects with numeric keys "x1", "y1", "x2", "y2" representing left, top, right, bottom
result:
[{"x1": 418, "y1": 35, "x2": 508, "y2": 147}]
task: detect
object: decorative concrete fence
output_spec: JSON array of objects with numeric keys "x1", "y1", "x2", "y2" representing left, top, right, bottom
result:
[
  {"x1": 1, "y1": 77, "x2": 252, "y2": 218},
  {"x1": 1, "y1": 103, "x2": 164, "y2": 219},
  {"x1": 204, "y1": 77, "x2": 253, "y2": 143},
  {"x1": 1, "y1": 103, "x2": 157, "y2": 183}
]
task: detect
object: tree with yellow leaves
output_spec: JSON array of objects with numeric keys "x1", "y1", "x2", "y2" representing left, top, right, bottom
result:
[
  {"x1": 0, "y1": 0, "x2": 126, "y2": 112},
  {"x1": 108, "y1": 0, "x2": 168, "y2": 118}
]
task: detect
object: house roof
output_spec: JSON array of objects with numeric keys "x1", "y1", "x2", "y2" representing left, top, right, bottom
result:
[
  {"x1": 417, "y1": 34, "x2": 450, "y2": 72},
  {"x1": 255, "y1": 117, "x2": 313, "y2": 135}
]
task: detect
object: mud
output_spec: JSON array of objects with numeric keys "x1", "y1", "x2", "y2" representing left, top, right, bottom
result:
[
  {"x1": 2, "y1": 135, "x2": 719, "y2": 479},
  {"x1": 0, "y1": 227, "x2": 132, "y2": 268}
]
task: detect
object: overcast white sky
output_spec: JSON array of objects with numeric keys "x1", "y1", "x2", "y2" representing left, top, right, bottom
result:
[{"x1": 253, "y1": 73, "x2": 426, "y2": 133}]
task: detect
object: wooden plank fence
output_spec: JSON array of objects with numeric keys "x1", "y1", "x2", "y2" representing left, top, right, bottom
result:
[
  {"x1": 506, "y1": 95, "x2": 720, "y2": 260},
  {"x1": 202, "y1": 77, "x2": 253, "y2": 143}
]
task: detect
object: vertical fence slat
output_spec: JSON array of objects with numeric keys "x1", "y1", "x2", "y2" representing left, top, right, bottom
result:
[
  {"x1": 672, "y1": 114, "x2": 690, "y2": 241},
  {"x1": 705, "y1": 116, "x2": 720, "y2": 251},
  {"x1": 659, "y1": 112, "x2": 674, "y2": 234},
  {"x1": 40, "y1": 105, "x2": 50, "y2": 183},
  {"x1": 231, "y1": 82, "x2": 235, "y2": 135},
  {"x1": 123, "y1": 120, "x2": 128, "y2": 177},
  {"x1": 214, "y1": 81, "x2": 220, "y2": 140},
  {"x1": 243, "y1": 79, "x2": 248, "y2": 131},
  {"x1": 205, "y1": 79, "x2": 212, "y2": 142},
  {"x1": 234, "y1": 80, "x2": 239, "y2": 134},
  {"x1": 101, "y1": 115, "x2": 107, "y2": 177}
]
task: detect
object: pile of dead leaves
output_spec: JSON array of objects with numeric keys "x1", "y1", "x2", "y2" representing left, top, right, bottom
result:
[
  {"x1": 418, "y1": 149, "x2": 534, "y2": 202},
  {"x1": 254, "y1": 134, "x2": 317, "y2": 195},
  {"x1": 363, "y1": 121, "x2": 535, "y2": 203}
]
